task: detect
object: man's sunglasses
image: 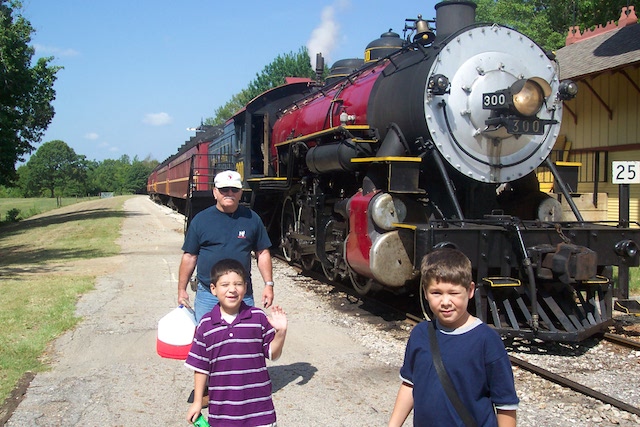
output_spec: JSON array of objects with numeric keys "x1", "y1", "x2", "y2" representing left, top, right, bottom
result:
[{"x1": 218, "y1": 187, "x2": 241, "y2": 194}]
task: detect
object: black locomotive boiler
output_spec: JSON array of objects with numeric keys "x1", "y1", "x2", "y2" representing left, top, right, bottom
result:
[{"x1": 156, "y1": 1, "x2": 640, "y2": 342}]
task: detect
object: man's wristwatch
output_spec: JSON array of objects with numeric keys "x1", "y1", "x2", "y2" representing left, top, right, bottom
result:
[{"x1": 265, "y1": 281, "x2": 274, "y2": 287}]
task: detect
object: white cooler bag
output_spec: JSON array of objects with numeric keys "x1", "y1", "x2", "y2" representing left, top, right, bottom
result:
[{"x1": 156, "y1": 305, "x2": 197, "y2": 360}]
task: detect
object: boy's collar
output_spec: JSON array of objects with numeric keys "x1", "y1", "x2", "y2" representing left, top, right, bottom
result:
[
  {"x1": 434, "y1": 317, "x2": 482, "y2": 335},
  {"x1": 211, "y1": 302, "x2": 253, "y2": 325}
]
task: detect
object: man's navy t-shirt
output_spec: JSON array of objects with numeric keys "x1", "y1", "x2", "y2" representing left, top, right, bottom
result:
[{"x1": 182, "y1": 205, "x2": 272, "y2": 295}]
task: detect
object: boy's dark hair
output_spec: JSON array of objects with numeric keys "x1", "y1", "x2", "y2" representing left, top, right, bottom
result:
[
  {"x1": 210, "y1": 259, "x2": 246, "y2": 286},
  {"x1": 421, "y1": 248, "x2": 472, "y2": 290}
]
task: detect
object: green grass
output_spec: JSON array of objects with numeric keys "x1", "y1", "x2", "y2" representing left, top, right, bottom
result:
[
  {"x1": 0, "y1": 197, "x2": 99, "y2": 223},
  {"x1": 0, "y1": 196, "x2": 129, "y2": 405},
  {"x1": 614, "y1": 266, "x2": 640, "y2": 297}
]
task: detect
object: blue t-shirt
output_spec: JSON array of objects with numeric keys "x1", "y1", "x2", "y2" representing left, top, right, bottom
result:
[
  {"x1": 400, "y1": 319, "x2": 519, "y2": 427},
  {"x1": 182, "y1": 205, "x2": 272, "y2": 295}
]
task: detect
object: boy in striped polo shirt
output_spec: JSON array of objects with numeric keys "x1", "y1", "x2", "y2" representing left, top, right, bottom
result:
[{"x1": 185, "y1": 259, "x2": 288, "y2": 426}]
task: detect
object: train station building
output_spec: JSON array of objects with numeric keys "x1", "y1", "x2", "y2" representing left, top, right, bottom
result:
[{"x1": 545, "y1": 6, "x2": 640, "y2": 223}]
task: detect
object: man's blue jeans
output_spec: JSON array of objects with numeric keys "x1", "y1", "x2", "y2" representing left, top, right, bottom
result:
[{"x1": 194, "y1": 282, "x2": 255, "y2": 322}]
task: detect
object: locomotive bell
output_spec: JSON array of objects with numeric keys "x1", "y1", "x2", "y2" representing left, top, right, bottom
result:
[{"x1": 413, "y1": 15, "x2": 435, "y2": 45}]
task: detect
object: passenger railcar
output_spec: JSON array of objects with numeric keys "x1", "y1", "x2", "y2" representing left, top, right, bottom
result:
[
  {"x1": 150, "y1": 1, "x2": 640, "y2": 342},
  {"x1": 147, "y1": 125, "x2": 223, "y2": 226}
]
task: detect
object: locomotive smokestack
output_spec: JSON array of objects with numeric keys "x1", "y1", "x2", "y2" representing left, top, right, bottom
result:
[
  {"x1": 315, "y1": 53, "x2": 325, "y2": 83},
  {"x1": 435, "y1": 0, "x2": 477, "y2": 41}
]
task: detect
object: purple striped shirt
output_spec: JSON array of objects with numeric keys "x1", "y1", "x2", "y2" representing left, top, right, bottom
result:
[{"x1": 185, "y1": 302, "x2": 276, "y2": 426}]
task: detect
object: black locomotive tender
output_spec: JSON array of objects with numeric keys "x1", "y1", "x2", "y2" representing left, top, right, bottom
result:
[{"x1": 150, "y1": 1, "x2": 640, "y2": 342}]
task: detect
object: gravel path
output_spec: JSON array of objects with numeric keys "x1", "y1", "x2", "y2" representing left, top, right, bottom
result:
[
  {"x1": 4, "y1": 196, "x2": 405, "y2": 426},
  {"x1": 5, "y1": 195, "x2": 640, "y2": 426}
]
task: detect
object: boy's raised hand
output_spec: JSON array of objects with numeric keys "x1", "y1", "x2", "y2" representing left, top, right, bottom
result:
[{"x1": 269, "y1": 305, "x2": 288, "y2": 331}]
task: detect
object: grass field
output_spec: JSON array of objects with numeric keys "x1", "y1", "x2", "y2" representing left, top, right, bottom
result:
[
  {"x1": 0, "y1": 196, "x2": 130, "y2": 409},
  {"x1": 0, "y1": 197, "x2": 99, "y2": 223}
]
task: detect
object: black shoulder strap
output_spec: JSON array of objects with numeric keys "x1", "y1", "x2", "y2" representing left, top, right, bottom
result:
[{"x1": 428, "y1": 322, "x2": 478, "y2": 427}]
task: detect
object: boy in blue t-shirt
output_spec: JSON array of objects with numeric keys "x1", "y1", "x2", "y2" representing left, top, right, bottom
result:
[{"x1": 389, "y1": 248, "x2": 519, "y2": 427}]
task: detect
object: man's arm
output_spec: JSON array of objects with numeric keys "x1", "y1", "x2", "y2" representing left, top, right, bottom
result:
[
  {"x1": 256, "y1": 248, "x2": 274, "y2": 308},
  {"x1": 178, "y1": 252, "x2": 197, "y2": 306}
]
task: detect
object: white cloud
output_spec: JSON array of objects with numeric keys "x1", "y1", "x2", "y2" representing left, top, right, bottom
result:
[
  {"x1": 306, "y1": 0, "x2": 350, "y2": 68},
  {"x1": 84, "y1": 132, "x2": 99, "y2": 140},
  {"x1": 34, "y1": 43, "x2": 79, "y2": 57},
  {"x1": 97, "y1": 141, "x2": 119, "y2": 153},
  {"x1": 143, "y1": 112, "x2": 173, "y2": 126}
]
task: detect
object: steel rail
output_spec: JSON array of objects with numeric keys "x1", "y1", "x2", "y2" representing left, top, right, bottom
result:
[
  {"x1": 509, "y1": 355, "x2": 640, "y2": 417},
  {"x1": 603, "y1": 332, "x2": 640, "y2": 350}
]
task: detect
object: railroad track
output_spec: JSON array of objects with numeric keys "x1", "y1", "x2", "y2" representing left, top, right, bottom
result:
[
  {"x1": 603, "y1": 332, "x2": 640, "y2": 350},
  {"x1": 509, "y1": 355, "x2": 640, "y2": 417},
  {"x1": 276, "y1": 255, "x2": 640, "y2": 418}
]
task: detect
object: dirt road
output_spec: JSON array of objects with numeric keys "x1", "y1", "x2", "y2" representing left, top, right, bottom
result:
[{"x1": 5, "y1": 196, "x2": 406, "y2": 426}]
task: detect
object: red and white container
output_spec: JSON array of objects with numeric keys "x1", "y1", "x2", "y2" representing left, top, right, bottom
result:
[{"x1": 156, "y1": 305, "x2": 197, "y2": 360}]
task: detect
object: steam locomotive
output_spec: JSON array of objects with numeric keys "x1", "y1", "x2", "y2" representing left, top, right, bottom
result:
[{"x1": 149, "y1": 0, "x2": 640, "y2": 342}]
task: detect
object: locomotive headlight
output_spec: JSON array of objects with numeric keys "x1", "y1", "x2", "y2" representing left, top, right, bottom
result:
[
  {"x1": 428, "y1": 74, "x2": 450, "y2": 96},
  {"x1": 558, "y1": 80, "x2": 578, "y2": 100},
  {"x1": 510, "y1": 79, "x2": 546, "y2": 117},
  {"x1": 615, "y1": 240, "x2": 639, "y2": 259}
]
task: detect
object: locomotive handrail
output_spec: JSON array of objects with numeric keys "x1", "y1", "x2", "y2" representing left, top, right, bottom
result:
[
  {"x1": 273, "y1": 125, "x2": 375, "y2": 147},
  {"x1": 350, "y1": 156, "x2": 422, "y2": 163}
]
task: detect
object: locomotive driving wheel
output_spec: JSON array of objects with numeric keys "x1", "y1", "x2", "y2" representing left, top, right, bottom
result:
[
  {"x1": 280, "y1": 197, "x2": 296, "y2": 262},
  {"x1": 321, "y1": 261, "x2": 338, "y2": 282},
  {"x1": 280, "y1": 196, "x2": 316, "y2": 270},
  {"x1": 300, "y1": 251, "x2": 316, "y2": 271},
  {"x1": 348, "y1": 266, "x2": 372, "y2": 295},
  {"x1": 298, "y1": 203, "x2": 317, "y2": 271}
]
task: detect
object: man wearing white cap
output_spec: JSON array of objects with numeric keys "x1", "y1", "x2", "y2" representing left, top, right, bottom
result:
[{"x1": 177, "y1": 170, "x2": 274, "y2": 321}]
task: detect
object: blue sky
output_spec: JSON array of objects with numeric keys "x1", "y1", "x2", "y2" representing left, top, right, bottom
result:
[{"x1": 20, "y1": 0, "x2": 438, "y2": 164}]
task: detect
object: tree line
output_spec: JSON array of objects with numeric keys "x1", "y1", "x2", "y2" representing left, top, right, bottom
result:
[{"x1": 0, "y1": 140, "x2": 158, "y2": 198}]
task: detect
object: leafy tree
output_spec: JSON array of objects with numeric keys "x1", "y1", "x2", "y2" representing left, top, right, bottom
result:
[
  {"x1": 124, "y1": 157, "x2": 156, "y2": 194},
  {"x1": 85, "y1": 155, "x2": 157, "y2": 195},
  {"x1": 24, "y1": 140, "x2": 87, "y2": 197},
  {"x1": 207, "y1": 47, "x2": 316, "y2": 125},
  {"x1": 0, "y1": 0, "x2": 61, "y2": 186},
  {"x1": 475, "y1": 0, "x2": 634, "y2": 51}
]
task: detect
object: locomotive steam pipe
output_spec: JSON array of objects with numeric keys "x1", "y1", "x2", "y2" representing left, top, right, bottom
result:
[
  {"x1": 545, "y1": 158, "x2": 584, "y2": 222},
  {"x1": 513, "y1": 222, "x2": 540, "y2": 333},
  {"x1": 427, "y1": 141, "x2": 465, "y2": 221}
]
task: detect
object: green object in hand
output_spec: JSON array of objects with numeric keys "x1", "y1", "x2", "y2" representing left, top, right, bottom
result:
[{"x1": 193, "y1": 413, "x2": 210, "y2": 427}]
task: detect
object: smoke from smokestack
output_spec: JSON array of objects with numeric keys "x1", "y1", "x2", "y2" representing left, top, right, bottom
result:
[{"x1": 306, "y1": 1, "x2": 349, "y2": 69}]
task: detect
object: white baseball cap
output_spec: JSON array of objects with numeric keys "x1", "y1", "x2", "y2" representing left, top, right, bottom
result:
[{"x1": 214, "y1": 170, "x2": 242, "y2": 189}]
